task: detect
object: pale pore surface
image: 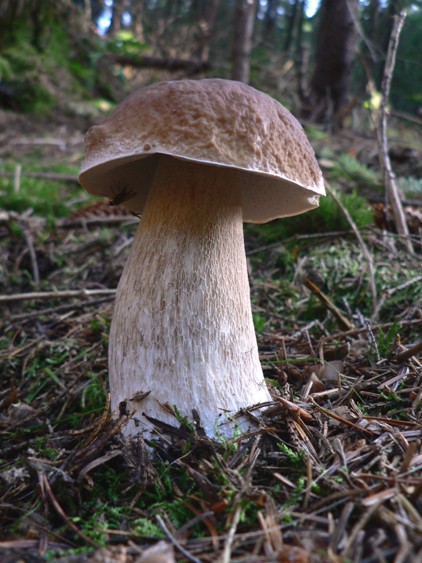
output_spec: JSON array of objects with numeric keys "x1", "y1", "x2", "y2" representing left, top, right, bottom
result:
[{"x1": 109, "y1": 157, "x2": 272, "y2": 437}]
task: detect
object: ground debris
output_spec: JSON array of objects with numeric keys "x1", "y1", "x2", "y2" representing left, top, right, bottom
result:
[{"x1": 1, "y1": 165, "x2": 421, "y2": 562}]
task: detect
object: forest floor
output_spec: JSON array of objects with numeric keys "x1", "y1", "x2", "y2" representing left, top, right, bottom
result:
[{"x1": 0, "y1": 107, "x2": 421, "y2": 563}]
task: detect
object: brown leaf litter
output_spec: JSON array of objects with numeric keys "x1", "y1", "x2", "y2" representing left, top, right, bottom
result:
[{"x1": 0, "y1": 199, "x2": 421, "y2": 562}]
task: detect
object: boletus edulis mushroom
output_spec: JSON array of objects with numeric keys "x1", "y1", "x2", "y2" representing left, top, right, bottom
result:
[{"x1": 79, "y1": 79, "x2": 324, "y2": 438}]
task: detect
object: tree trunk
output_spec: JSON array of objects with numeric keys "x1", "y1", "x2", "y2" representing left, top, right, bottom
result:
[
  {"x1": 295, "y1": 0, "x2": 308, "y2": 104},
  {"x1": 232, "y1": 0, "x2": 257, "y2": 83},
  {"x1": 284, "y1": 0, "x2": 301, "y2": 54},
  {"x1": 192, "y1": 0, "x2": 220, "y2": 62},
  {"x1": 130, "y1": 0, "x2": 145, "y2": 42},
  {"x1": 109, "y1": 0, "x2": 125, "y2": 35},
  {"x1": 309, "y1": 0, "x2": 359, "y2": 127},
  {"x1": 262, "y1": 0, "x2": 278, "y2": 44}
]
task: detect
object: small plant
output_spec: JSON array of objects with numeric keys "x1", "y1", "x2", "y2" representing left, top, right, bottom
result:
[
  {"x1": 132, "y1": 517, "x2": 165, "y2": 539},
  {"x1": 278, "y1": 442, "x2": 304, "y2": 465},
  {"x1": 376, "y1": 322, "x2": 401, "y2": 358},
  {"x1": 253, "y1": 311, "x2": 267, "y2": 334}
]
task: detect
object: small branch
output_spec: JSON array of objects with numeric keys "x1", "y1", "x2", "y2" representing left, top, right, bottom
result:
[
  {"x1": 8, "y1": 296, "x2": 114, "y2": 322},
  {"x1": 156, "y1": 515, "x2": 201, "y2": 563},
  {"x1": 40, "y1": 473, "x2": 99, "y2": 548},
  {"x1": 0, "y1": 210, "x2": 138, "y2": 229},
  {"x1": 14, "y1": 164, "x2": 22, "y2": 193},
  {"x1": 396, "y1": 340, "x2": 422, "y2": 363},
  {"x1": 391, "y1": 110, "x2": 422, "y2": 127},
  {"x1": 305, "y1": 277, "x2": 354, "y2": 331},
  {"x1": 324, "y1": 181, "x2": 377, "y2": 312},
  {"x1": 22, "y1": 229, "x2": 40, "y2": 286},
  {"x1": 377, "y1": 10, "x2": 414, "y2": 255},
  {"x1": 220, "y1": 501, "x2": 242, "y2": 563},
  {"x1": 321, "y1": 317, "x2": 422, "y2": 342},
  {"x1": 106, "y1": 54, "x2": 210, "y2": 74},
  {"x1": 372, "y1": 275, "x2": 422, "y2": 321},
  {"x1": 0, "y1": 288, "x2": 116, "y2": 303}
]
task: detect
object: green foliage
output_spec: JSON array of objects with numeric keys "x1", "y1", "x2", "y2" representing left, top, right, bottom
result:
[
  {"x1": 278, "y1": 442, "x2": 304, "y2": 465},
  {"x1": 0, "y1": 175, "x2": 72, "y2": 217},
  {"x1": 0, "y1": 161, "x2": 89, "y2": 218},
  {"x1": 304, "y1": 124, "x2": 329, "y2": 142},
  {"x1": 329, "y1": 154, "x2": 381, "y2": 191},
  {"x1": 397, "y1": 176, "x2": 422, "y2": 196},
  {"x1": 82, "y1": 376, "x2": 107, "y2": 411},
  {"x1": 0, "y1": 8, "x2": 98, "y2": 113},
  {"x1": 132, "y1": 517, "x2": 165, "y2": 539},
  {"x1": 71, "y1": 504, "x2": 121, "y2": 546},
  {"x1": 391, "y1": 10, "x2": 422, "y2": 114},
  {"x1": 106, "y1": 31, "x2": 148, "y2": 56},
  {"x1": 375, "y1": 265, "x2": 422, "y2": 321},
  {"x1": 32, "y1": 436, "x2": 62, "y2": 461},
  {"x1": 248, "y1": 189, "x2": 373, "y2": 245},
  {"x1": 376, "y1": 322, "x2": 401, "y2": 358},
  {"x1": 90, "y1": 467, "x2": 130, "y2": 505},
  {"x1": 0, "y1": 42, "x2": 56, "y2": 113},
  {"x1": 253, "y1": 311, "x2": 267, "y2": 334},
  {"x1": 89, "y1": 314, "x2": 111, "y2": 348},
  {"x1": 172, "y1": 405, "x2": 196, "y2": 436},
  {"x1": 0, "y1": 56, "x2": 13, "y2": 80}
]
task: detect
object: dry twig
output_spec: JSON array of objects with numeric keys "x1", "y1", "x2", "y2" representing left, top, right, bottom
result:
[
  {"x1": 377, "y1": 10, "x2": 414, "y2": 255},
  {"x1": 0, "y1": 288, "x2": 116, "y2": 303},
  {"x1": 324, "y1": 180, "x2": 377, "y2": 312}
]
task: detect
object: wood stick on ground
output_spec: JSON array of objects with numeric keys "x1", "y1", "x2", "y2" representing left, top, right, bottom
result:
[
  {"x1": 396, "y1": 340, "x2": 422, "y2": 362},
  {"x1": 0, "y1": 210, "x2": 138, "y2": 229},
  {"x1": 220, "y1": 501, "x2": 242, "y2": 563},
  {"x1": 156, "y1": 515, "x2": 201, "y2": 563},
  {"x1": 22, "y1": 228, "x2": 40, "y2": 286},
  {"x1": 377, "y1": 10, "x2": 414, "y2": 255},
  {"x1": 304, "y1": 278, "x2": 355, "y2": 331},
  {"x1": 324, "y1": 180, "x2": 377, "y2": 312},
  {"x1": 40, "y1": 473, "x2": 99, "y2": 548},
  {"x1": 0, "y1": 288, "x2": 116, "y2": 303},
  {"x1": 9, "y1": 296, "x2": 114, "y2": 322}
]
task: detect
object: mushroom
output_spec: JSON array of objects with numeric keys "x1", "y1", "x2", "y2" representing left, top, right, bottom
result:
[{"x1": 79, "y1": 79, "x2": 324, "y2": 438}]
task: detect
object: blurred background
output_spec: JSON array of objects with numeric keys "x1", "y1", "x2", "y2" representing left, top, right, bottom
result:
[{"x1": 0, "y1": 0, "x2": 421, "y2": 123}]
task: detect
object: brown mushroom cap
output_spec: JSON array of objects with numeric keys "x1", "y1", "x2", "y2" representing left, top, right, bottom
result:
[{"x1": 79, "y1": 79, "x2": 324, "y2": 223}]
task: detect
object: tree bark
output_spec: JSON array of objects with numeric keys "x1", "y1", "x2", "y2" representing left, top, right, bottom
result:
[
  {"x1": 109, "y1": 0, "x2": 125, "y2": 35},
  {"x1": 309, "y1": 0, "x2": 359, "y2": 127},
  {"x1": 294, "y1": 0, "x2": 308, "y2": 104},
  {"x1": 130, "y1": 0, "x2": 145, "y2": 41},
  {"x1": 192, "y1": 0, "x2": 220, "y2": 62},
  {"x1": 232, "y1": 0, "x2": 257, "y2": 83},
  {"x1": 262, "y1": 0, "x2": 278, "y2": 44},
  {"x1": 284, "y1": 0, "x2": 301, "y2": 54}
]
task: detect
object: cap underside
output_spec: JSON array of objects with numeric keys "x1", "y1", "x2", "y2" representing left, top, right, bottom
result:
[{"x1": 79, "y1": 152, "x2": 321, "y2": 224}]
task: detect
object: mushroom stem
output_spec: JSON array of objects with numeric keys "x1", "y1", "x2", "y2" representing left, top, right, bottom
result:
[{"x1": 109, "y1": 156, "x2": 271, "y2": 437}]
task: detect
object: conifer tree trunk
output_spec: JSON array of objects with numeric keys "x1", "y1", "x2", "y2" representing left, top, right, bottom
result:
[
  {"x1": 310, "y1": 0, "x2": 359, "y2": 127},
  {"x1": 232, "y1": 0, "x2": 257, "y2": 83},
  {"x1": 109, "y1": 0, "x2": 125, "y2": 35},
  {"x1": 192, "y1": 0, "x2": 220, "y2": 62}
]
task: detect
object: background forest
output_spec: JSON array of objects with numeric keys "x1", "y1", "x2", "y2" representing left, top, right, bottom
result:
[
  {"x1": 0, "y1": 1, "x2": 421, "y2": 562},
  {"x1": 1, "y1": 1, "x2": 422, "y2": 118}
]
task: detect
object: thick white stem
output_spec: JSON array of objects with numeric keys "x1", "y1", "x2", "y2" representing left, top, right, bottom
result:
[{"x1": 109, "y1": 157, "x2": 271, "y2": 437}]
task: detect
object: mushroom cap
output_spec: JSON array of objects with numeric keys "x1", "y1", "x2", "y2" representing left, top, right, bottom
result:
[{"x1": 79, "y1": 79, "x2": 324, "y2": 223}]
